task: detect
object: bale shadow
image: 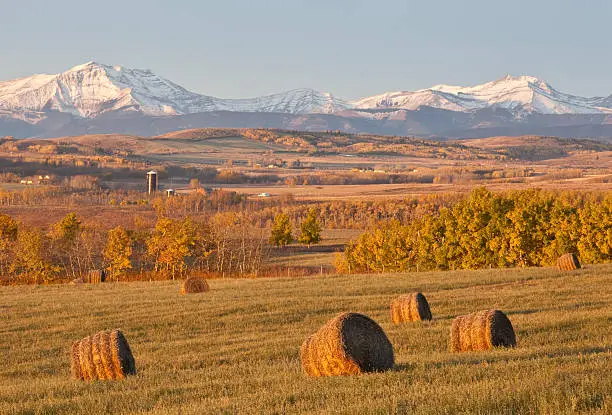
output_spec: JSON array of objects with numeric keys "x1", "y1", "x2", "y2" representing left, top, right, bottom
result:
[
  {"x1": 511, "y1": 302, "x2": 607, "y2": 316},
  {"x1": 431, "y1": 315, "x2": 457, "y2": 322},
  {"x1": 392, "y1": 363, "x2": 417, "y2": 372},
  {"x1": 429, "y1": 345, "x2": 611, "y2": 369},
  {"x1": 510, "y1": 308, "x2": 552, "y2": 316}
]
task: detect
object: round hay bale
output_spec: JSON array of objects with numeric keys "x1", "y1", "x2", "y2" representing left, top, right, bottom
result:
[
  {"x1": 86, "y1": 269, "x2": 105, "y2": 284},
  {"x1": 557, "y1": 253, "x2": 581, "y2": 271},
  {"x1": 109, "y1": 329, "x2": 136, "y2": 378},
  {"x1": 450, "y1": 309, "x2": 516, "y2": 352},
  {"x1": 91, "y1": 332, "x2": 109, "y2": 380},
  {"x1": 70, "y1": 342, "x2": 83, "y2": 380},
  {"x1": 78, "y1": 335, "x2": 96, "y2": 381},
  {"x1": 180, "y1": 276, "x2": 210, "y2": 295},
  {"x1": 390, "y1": 292, "x2": 432, "y2": 323},
  {"x1": 300, "y1": 312, "x2": 394, "y2": 377},
  {"x1": 70, "y1": 329, "x2": 136, "y2": 381},
  {"x1": 449, "y1": 315, "x2": 467, "y2": 353},
  {"x1": 95, "y1": 331, "x2": 115, "y2": 379}
]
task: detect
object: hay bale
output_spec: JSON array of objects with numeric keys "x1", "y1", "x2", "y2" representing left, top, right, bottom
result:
[
  {"x1": 390, "y1": 292, "x2": 432, "y2": 323},
  {"x1": 450, "y1": 309, "x2": 516, "y2": 352},
  {"x1": 180, "y1": 276, "x2": 210, "y2": 295},
  {"x1": 109, "y1": 330, "x2": 136, "y2": 378},
  {"x1": 300, "y1": 312, "x2": 394, "y2": 377},
  {"x1": 96, "y1": 331, "x2": 116, "y2": 379},
  {"x1": 86, "y1": 269, "x2": 106, "y2": 284},
  {"x1": 91, "y1": 332, "x2": 110, "y2": 380},
  {"x1": 70, "y1": 342, "x2": 83, "y2": 380},
  {"x1": 557, "y1": 253, "x2": 581, "y2": 271},
  {"x1": 70, "y1": 278, "x2": 84, "y2": 285},
  {"x1": 70, "y1": 329, "x2": 136, "y2": 381},
  {"x1": 78, "y1": 335, "x2": 96, "y2": 381}
]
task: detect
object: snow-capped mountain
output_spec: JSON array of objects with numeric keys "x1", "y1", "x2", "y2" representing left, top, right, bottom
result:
[
  {"x1": 351, "y1": 75, "x2": 612, "y2": 115},
  {"x1": 0, "y1": 62, "x2": 348, "y2": 122},
  {"x1": 2, "y1": 62, "x2": 612, "y2": 139}
]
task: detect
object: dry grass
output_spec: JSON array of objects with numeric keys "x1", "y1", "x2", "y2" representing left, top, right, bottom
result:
[
  {"x1": 218, "y1": 179, "x2": 612, "y2": 201},
  {"x1": 180, "y1": 277, "x2": 210, "y2": 295},
  {"x1": 390, "y1": 292, "x2": 432, "y2": 323},
  {"x1": 1, "y1": 264, "x2": 611, "y2": 413},
  {"x1": 449, "y1": 310, "x2": 517, "y2": 353},
  {"x1": 300, "y1": 312, "x2": 394, "y2": 377},
  {"x1": 557, "y1": 253, "x2": 581, "y2": 271}
]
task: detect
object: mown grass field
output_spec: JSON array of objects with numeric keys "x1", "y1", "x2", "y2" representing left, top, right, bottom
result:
[{"x1": 1, "y1": 264, "x2": 611, "y2": 414}]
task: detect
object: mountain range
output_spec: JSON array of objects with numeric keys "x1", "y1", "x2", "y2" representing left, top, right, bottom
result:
[{"x1": 2, "y1": 62, "x2": 612, "y2": 140}]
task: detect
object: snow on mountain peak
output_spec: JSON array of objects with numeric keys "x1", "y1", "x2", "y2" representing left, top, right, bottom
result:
[
  {"x1": 2, "y1": 64, "x2": 612, "y2": 126},
  {"x1": 67, "y1": 61, "x2": 102, "y2": 72},
  {"x1": 352, "y1": 74, "x2": 612, "y2": 115},
  {"x1": 0, "y1": 62, "x2": 347, "y2": 121}
]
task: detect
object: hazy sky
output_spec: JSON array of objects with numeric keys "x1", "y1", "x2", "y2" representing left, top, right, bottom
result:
[{"x1": 1, "y1": 0, "x2": 611, "y2": 99}]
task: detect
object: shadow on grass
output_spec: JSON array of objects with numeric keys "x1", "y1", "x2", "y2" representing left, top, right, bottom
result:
[
  {"x1": 270, "y1": 244, "x2": 345, "y2": 257},
  {"x1": 511, "y1": 301, "x2": 607, "y2": 316},
  {"x1": 422, "y1": 345, "x2": 612, "y2": 369},
  {"x1": 392, "y1": 363, "x2": 417, "y2": 372},
  {"x1": 391, "y1": 345, "x2": 611, "y2": 373},
  {"x1": 510, "y1": 308, "x2": 547, "y2": 315}
]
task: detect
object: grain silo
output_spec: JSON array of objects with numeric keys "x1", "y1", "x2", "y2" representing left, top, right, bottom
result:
[{"x1": 146, "y1": 171, "x2": 158, "y2": 195}]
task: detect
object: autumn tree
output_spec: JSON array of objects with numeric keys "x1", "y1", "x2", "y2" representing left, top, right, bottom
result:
[
  {"x1": 147, "y1": 217, "x2": 195, "y2": 278},
  {"x1": 51, "y1": 212, "x2": 82, "y2": 278},
  {"x1": 341, "y1": 220, "x2": 412, "y2": 273},
  {"x1": 53, "y1": 212, "x2": 81, "y2": 242},
  {"x1": 338, "y1": 188, "x2": 612, "y2": 273},
  {"x1": 269, "y1": 213, "x2": 293, "y2": 247},
  {"x1": 10, "y1": 227, "x2": 57, "y2": 283},
  {"x1": 103, "y1": 226, "x2": 133, "y2": 280},
  {"x1": 298, "y1": 208, "x2": 321, "y2": 247},
  {"x1": 201, "y1": 212, "x2": 268, "y2": 276},
  {"x1": 78, "y1": 225, "x2": 106, "y2": 274},
  {"x1": 189, "y1": 178, "x2": 201, "y2": 189},
  {"x1": 0, "y1": 214, "x2": 18, "y2": 276},
  {"x1": 577, "y1": 196, "x2": 612, "y2": 263}
]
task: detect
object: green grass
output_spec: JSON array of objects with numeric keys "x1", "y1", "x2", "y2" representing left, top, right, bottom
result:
[{"x1": 1, "y1": 264, "x2": 611, "y2": 414}]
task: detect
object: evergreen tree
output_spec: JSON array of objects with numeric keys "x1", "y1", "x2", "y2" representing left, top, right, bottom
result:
[
  {"x1": 298, "y1": 208, "x2": 322, "y2": 247},
  {"x1": 269, "y1": 213, "x2": 293, "y2": 247},
  {"x1": 53, "y1": 212, "x2": 81, "y2": 242}
]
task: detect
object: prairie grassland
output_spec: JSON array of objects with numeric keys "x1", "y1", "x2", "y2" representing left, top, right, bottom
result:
[
  {"x1": 218, "y1": 176, "x2": 612, "y2": 201},
  {"x1": 1, "y1": 264, "x2": 611, "y2": 414}
]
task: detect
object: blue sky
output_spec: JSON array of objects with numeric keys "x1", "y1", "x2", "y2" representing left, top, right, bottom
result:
[{"x1": 1, "y1": 0, "x2": 611, "y2": 99}]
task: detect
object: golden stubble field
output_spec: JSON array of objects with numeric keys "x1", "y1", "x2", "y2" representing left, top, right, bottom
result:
[
  {"x1": 1, "y1": 264, "x2": 611, "y2": 414},
  {"x1": 218, "y1": 179, "x2": 612, "y2": 201}
]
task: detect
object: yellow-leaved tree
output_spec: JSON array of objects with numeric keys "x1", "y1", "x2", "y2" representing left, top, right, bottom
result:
[
  {"x1": 298, "y1": 208, "x2": 322, "y2": 247},
  {"x1": 10, "y1": 227, "x2": 58, "y2": 284},
  {"x1": 147, "y1": 217, "x2": 195, "y2": 278},
  {"x1": 0, "y1": 213, "x2": 18, "y2": 276},
  {"x1": 269, "y1": 213, "x2": 293, "y2": 247},
  {"x1": 103, "y1": 226, "x2": 133, "y2": 280}
]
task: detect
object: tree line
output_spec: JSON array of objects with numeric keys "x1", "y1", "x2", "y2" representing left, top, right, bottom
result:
[
  {"x1": 337, "y1": 188, "x2": 611, "y2": 273},
  {"x1": 1, "y1": 186, "x2": 610, "y2": 283},
  {"x1": 0, "y1": 207, "x2": 322, "y2": 285}
]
